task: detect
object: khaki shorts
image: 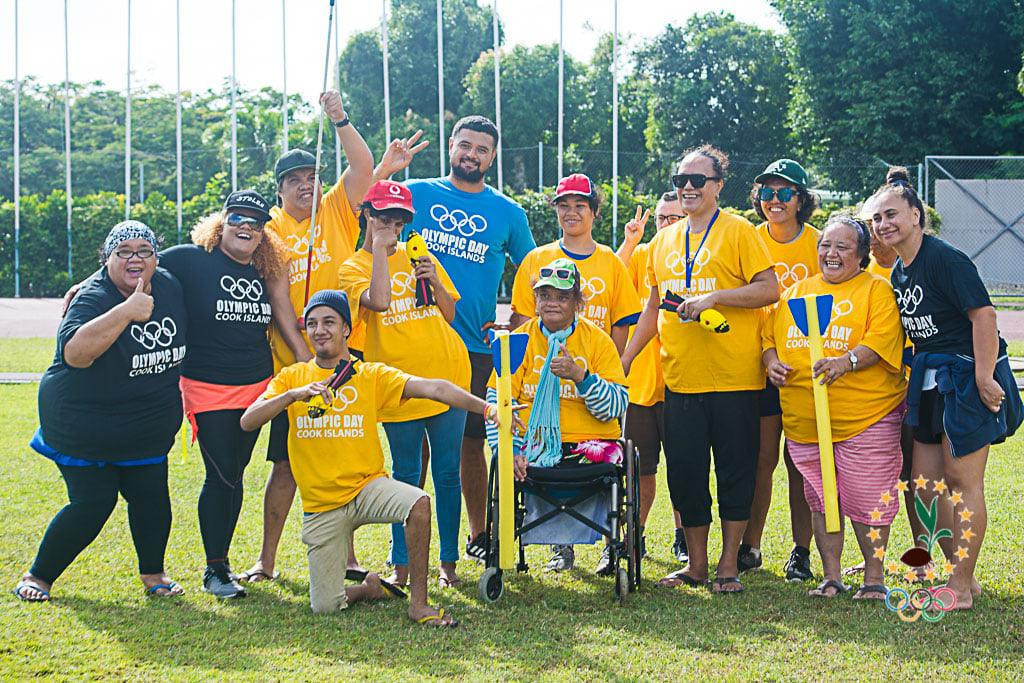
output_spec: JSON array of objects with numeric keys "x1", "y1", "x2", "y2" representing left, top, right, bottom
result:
[{"x1": 301, "y1": 476, "x2": 427, "y2": 613}]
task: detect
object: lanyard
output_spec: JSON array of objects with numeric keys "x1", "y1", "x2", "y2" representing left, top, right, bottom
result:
[{"x1": 685, "y1": 208, "x2": 719, "y2": 290}]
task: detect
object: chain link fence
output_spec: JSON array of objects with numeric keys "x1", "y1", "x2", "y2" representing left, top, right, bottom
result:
[{"x1": 924, "y1": 156, "x2": 1024, "y2": 294}]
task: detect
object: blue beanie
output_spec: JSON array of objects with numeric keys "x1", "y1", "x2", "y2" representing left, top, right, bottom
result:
[{"x1": 303, "y1": 289, "x2": 352, "y2": 329}]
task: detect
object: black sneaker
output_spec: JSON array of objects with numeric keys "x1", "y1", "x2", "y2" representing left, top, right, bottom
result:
[
  {"x1": 785, "y1": 546, "x2": 813, "y2": 582},
  {"x1": 595, "y1": 544, "x2": 614, "y2": 576},
  {"x1": 737, "y1": 543, "x2": 762, "y2": 573},
  {"x1": 671, "y1": 529, "x2": 688, "y2": 564},
  {"x1": 465, "y1": 532, "x2": 487, "y2": 563},
  {"x1": 544, "y1": 544, "x2": 575, "y2": 572},
  {"x1": 203, "y1": 565, "x2": 246, "y2": 599}
]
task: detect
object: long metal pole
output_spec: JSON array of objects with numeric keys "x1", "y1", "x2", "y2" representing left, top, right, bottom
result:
[
  {"x1": 381, "y1": 0, "x2": 391, "y2": 142},
  {"x1": 176, "y1": 0, "x2": 183, "y2": 243},
  {"x1": 124, "y1": 0, "x2": 132, "y2": 220},
  {"x1": 13, "y1": 0, "x2": 20, "y2": 296},
  {"x1": 436, "y1": 0, "x2": 445, "y2": 176},
  {"x1": 281, "y1": 0, "x2": 288, "y2": 154},
  {"x1": 492, "y1": 0, "x2": 502, "y2": 190},
  {"x1": 611, "y1": 0, "x2": 619, "y2": 247},
  {"x1": 334, "y1": 5, "x2": 342, "y2": 180},
  {"x1": 64, "y1": 0, "x2": 73, "y2": 278},
  {"x1": 538, "y1": 141, "x2": 543, "y2": 190},
  {"x1": 557, "y1": 0, "x2": 564, "y2": 179},
  {"x1": 230, "y1": 0, "x2": 237, "y2": 191}
]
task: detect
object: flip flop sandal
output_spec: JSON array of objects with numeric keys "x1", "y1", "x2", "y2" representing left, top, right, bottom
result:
[
  {"x1": 438, "y1": 575, "x2": 463, "y2": 589},
  {"x1": 842, "y1": 562, "x2": 866, "y2": 576},
  {"x1": 809, "y1": 579, "x2": 850, "y2": 597},
  {"x1": 345, "y1": 569, "x2": 407, "y2": 599},
  {"x1": 853, "y1": 583, "x2": 888, "y2": 601},
  {"x1": 237, "y1": 569, "x2": 280, "y2": 583},
  {"x1": 13, "y1": 579, "x2": 50, "y2": 602},
  {"x1": 145, "y1": 581, "x2": 184, "y2": 597},
  {"x1": 712, "y1": 576, "x2": 745, "y2": 594},
  {"x1": 658, "y1": 570, "x2": 709, "y2": 588},
  {"x1": 416, "y1": 607, "x2": 458, "y2": 628}
]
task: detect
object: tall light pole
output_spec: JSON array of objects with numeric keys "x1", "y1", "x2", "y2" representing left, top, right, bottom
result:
[
  {"x1": 176, "y1": 0, "x2": 183, "y2": 243},
  {"x1": 281, "y1": 0, "x2": 288, "y2": 154},
  {"x1": 557, "y1": 0, "x2": 564, "y2": 179},
  {"x1": 13, "y1": 0, "x2": 21, "y2": 296},
  {"x1": 230, "y1": 0, "x2": 238, "y2": 191},
  {"x1": 611, "y1": 0, "x2": 619, "y2": 247},
  {"x1": 492, "y1": 0, "x2": 502, "y2": 190},
  {"x1": 381, "y1": 0, "x2": 391, "y2": 142},
  {"x1": 436, "y1": 0, "x2": 446, "y2": 176},
  {"x1": 124, "y1": 0, "x2": 132, "y2": 220},
  {"x1": 64, "y1": 0, "x2": 73, "y2": 277}
]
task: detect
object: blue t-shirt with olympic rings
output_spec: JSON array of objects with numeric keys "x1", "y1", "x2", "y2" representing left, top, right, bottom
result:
[{"x1": 403, "y1": 178, "x2": 535, "y2": 354}]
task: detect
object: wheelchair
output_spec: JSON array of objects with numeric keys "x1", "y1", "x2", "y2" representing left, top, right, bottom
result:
[{"x1": 476, "y1": 439, "x2": 642, "y2": 604}]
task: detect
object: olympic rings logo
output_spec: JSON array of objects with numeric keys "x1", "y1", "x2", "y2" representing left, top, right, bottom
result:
[
  {"x1": 884, "y1": 586, "x2": 957, "y2": 623},
  {"x1": 130, "y1": 317, "x2": 177, "y2": 350},
  {"x1": 429, "y1": 204, "x2": 488, "y2": 237},
  {"x1": 285, "y1": 225, "x2": 324, "y2": 256},
  {"x1": 895, "y1": 284, "x2": 924, "y2": 315},
  {"x1": 220, "y1": 276, "x2": 264, "y2": 301},
  {"x1": 829, "y1": 299, "x2": 854, "y2": 322},
  {"x1": 391, "y1": 272, "x2": 416, "y2": 297},
  {"x1": 533, "y1": 354, "x2": 588, "y2": 372},
  {"x1": 580, "y1": 276, "x2": 605, "y2": 299},
  {"x1": 329, "y1": 386, "x2": 359, "y2": 413},
  {"x1": 664, "y1": 248, "x2": 710, "y2": 277},
  {"x1": 775, "y1": 261, "x2": 809, "y2": 289}
]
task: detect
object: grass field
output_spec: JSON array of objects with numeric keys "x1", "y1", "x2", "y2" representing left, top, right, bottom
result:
[{"x1": 2, "y1": 344, "x2": 1024, "y2": 680}]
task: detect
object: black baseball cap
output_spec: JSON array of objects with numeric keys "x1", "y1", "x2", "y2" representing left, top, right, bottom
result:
[
  {"x1": 275, "y1": 149, "x2": 319, "y2": 181},
  {"x1": 224, "y1": 189, "x2": 272, "y2": 223}
]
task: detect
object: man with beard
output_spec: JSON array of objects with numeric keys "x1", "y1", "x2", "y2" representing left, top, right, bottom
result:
[{"x1": 375, "y1": 115, "x2": 535, "y2": 562}]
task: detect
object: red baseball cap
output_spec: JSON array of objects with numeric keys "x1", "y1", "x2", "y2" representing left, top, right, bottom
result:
[
  {"x1": 553, "y1": 173, "x2": 596, "y2": 201},
  {"x1": 363, "y1": 180, "x2": 415, "y2": 214}
]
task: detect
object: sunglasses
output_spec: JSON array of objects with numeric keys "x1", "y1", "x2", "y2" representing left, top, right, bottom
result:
[
  {"x1": 226, "y1": 212, "x2": 266, "y2": 230},
  {"x1": 671, "y1": 173, "x2": 721, "y2": 189},
  {"x1": 758, "y1": 187, "x2": 796, "y2": 203},
  {"x1": 114, "y1": 248, "x2": 155, "y2": 260},
  {"x1": 539, "y1": 266, "x2": 575, "y2": 281}
]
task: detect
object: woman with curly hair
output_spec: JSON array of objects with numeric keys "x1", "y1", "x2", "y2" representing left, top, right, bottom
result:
[{"x1": 160, "y1": 190, "x2": 308, "y2": 598}]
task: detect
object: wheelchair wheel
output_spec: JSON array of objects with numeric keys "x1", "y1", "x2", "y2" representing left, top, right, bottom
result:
[
  {"x1": 478, "y1": 567, "x2": 504, "y2": 603},
  {"x1": 615, "y1": 567, "x2": 629, "y2": 604},
  {"x1": 624, "y1": 440, "x2": 642, "y2": 590}
]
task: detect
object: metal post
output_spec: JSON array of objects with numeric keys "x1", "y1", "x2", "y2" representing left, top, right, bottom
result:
[
  {"x1": 381, "y1": 0, "x2": 391, "y2": 142},
  {"x1": 125, "y1": 0, "x2": 132, "y2": 220},
  {"x1": 13, "y1": 0, "x2": 20, "y2": 296},
  {"x1": 538, "y1": 141, "x2": 543, "y2": 190},
  {"x1": 492, "y1": 0, "x2": 502, "y2": 190},
  {"x1": 176, "y1": 0, "x2": 183, "y2": 242},
  {"x1": 64, "y1": 0, "x2": 73, "y2": 278},
  {"x1": 436, "y1": 0, "x2": 446, "y2": 177},
  {"x1": 924, "y1": 156, "x2": 930, "y2": 205},
  {"x1": 557, "y1": 0, "x2": 564, "y2": 179},
  {"x1": 281, "y1": 0, "x2": 288, "y2": 154},
  {"x1": 139, "y1": 162, "x2": 144, "y2": 203},
  {"x1": 611, "y1": 0, "x2": 619, "y2": 247},
  {"x1": 918, "y1": 163, "x2": 924, "y2": 204},
  {"x1": 230, "y1": 0, "x2": 237, "y2": 192},
  {"x1": 334, "y1": 5, "x2": 342, "y2": 180}
]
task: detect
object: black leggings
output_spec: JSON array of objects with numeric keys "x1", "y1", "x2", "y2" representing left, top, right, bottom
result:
[
  {"x1": 195, "y1": 409, "x2": 260, "y2": 567},
  {"x1": 30, "y1": 461, "x2": 171, "y2": 584}
]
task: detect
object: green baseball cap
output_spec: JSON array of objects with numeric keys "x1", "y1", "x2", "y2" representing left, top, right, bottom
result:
[
  {"x1": 533, "y1": 257, "x2": 578, "y2": 291},
  {"x1": 755, "y1": 158, "x2": 809, "y2": 188},
  {"x1": 275, "y1": 149, "x2": 319, "y2": 181}
]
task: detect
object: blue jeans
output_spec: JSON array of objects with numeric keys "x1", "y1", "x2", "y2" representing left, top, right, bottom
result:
[{"x1": 383, "y1": 407, "x2": 466, "y2": 566}]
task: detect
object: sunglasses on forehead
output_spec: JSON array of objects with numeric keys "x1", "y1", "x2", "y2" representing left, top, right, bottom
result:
[
  {"x1": 539, "y1": 266, "x2": 575, "y2": 281},
  {"x1": 226, "y1": 212, "x2": 266, "y2": 230},
  {"x1": 671, "y1": 173, "x2": 721, "y2": 189},
  {"x1": 758, "y1": 187, "x2": 796, "y2": 203}
]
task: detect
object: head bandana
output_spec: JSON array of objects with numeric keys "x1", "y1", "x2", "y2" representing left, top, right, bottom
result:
[{"x1": 103, "y1": 220, "x2": 158, "y2": 260}]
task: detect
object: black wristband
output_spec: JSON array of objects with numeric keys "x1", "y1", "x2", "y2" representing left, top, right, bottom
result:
[{"x1": 334, "y1": 117, "x2": 351, "y2": 129}]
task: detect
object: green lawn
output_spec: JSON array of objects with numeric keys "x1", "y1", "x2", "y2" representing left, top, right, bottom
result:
[
  {"x1": 0, "y1": 338, "x2": 54, "y2": 373},
  {"x1": 2, "y1": 380, "x2": 1023, "y2": 680}
]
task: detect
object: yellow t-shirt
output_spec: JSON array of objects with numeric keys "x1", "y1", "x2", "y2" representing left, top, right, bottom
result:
[
  {"x1": 866, "y1": 256, "x2": 895, "y2": 281},
  {"x1": 262, "y1": 360, "x2": 410, "y2": 513},
  {"x1": 646, "y1": 211, "x2": 774, "y2": 393},
  {"x1": 487, "y1": 317, "x2": 626, "y2": 443},
  {"x1": 510, "y1": 241, "x2": 639, "y2": 334},
  {"x1": 755, "y1": 222, "x2": 821, "y2": 291},
  {"x1": 625, "y1": 243, "x2": 664, "y2": 406},
  {"x1": 762, "y1": 272, "x2": 907, "y2": 443},
  {"x1": 266, "y1": 180, "x2": 365, "y2": 370},
  {"x1": 338, "y1": 245, "x2": 471, "y2": 421}
]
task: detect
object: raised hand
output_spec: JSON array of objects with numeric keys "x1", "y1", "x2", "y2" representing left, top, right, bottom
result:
[
  {"x1": 122, "y1": 276, "x2": 154, "y2": 322},
  {"x1": 623, "y1": 205, "x2": 650, "y2": 246},
  {"x1": 320, "y1": 90, "x2": 347, "y2": 123},
  {"x1": 375, "y1": 130, "x2": 430, "y2": 180}
]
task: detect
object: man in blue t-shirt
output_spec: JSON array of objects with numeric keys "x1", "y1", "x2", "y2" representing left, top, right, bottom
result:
[{"x1": 375, "y1": 115, "x2": 535, "y2": 562}]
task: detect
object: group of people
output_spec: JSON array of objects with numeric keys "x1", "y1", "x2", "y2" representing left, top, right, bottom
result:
[{"x1": 12, "y1": 90, "x2": 1022, "y2": 625}]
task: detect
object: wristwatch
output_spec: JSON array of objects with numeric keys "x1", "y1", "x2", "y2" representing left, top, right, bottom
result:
[
  {"x1": 334, "y1": 117, "x2": 351, "y2": 128},
  {"x1": 848, "y1": 351, "x2": 859, "y2": 371}
]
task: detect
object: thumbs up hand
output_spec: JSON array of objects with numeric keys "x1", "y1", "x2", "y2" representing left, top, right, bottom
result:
[{"x1": 122, "y1": 276, "x2": 154, "y2": 322}]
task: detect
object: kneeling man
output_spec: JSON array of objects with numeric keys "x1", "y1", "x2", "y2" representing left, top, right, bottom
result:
[{"x1": 241, "y1": 289, "x2": 498, "y2": 627}]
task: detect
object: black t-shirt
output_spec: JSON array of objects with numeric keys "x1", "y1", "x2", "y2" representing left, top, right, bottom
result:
[
  {"x1": 891, "y1": 234, "x2": 1006, "y2": 356},
  {"x1": 37, "y1": 267, "x2": 187, "y2": 461},
  {"x1": 159, "y1": 245, "x2": 273, "y2": 385}
]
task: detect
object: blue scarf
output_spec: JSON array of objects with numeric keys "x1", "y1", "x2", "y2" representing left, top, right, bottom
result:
[{"x1": 523, "y1": 321, "x2": 574, "y2": 467}]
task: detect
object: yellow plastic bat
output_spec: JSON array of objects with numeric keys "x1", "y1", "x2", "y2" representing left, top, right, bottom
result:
[
  {"x1": 406, "y1": 231, "x2": 430, "y2": 261},
  {"x1": 696, "y1": 308, "x2": 730, "y2": 333},
  {"x1": 804, "y1": 295, "x2": 840, "y2": 533}
]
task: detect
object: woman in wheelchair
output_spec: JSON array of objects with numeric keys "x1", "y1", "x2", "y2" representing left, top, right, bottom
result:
[{"x1": 485, "y1": 258, "x2": 629, "y2": 573}]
